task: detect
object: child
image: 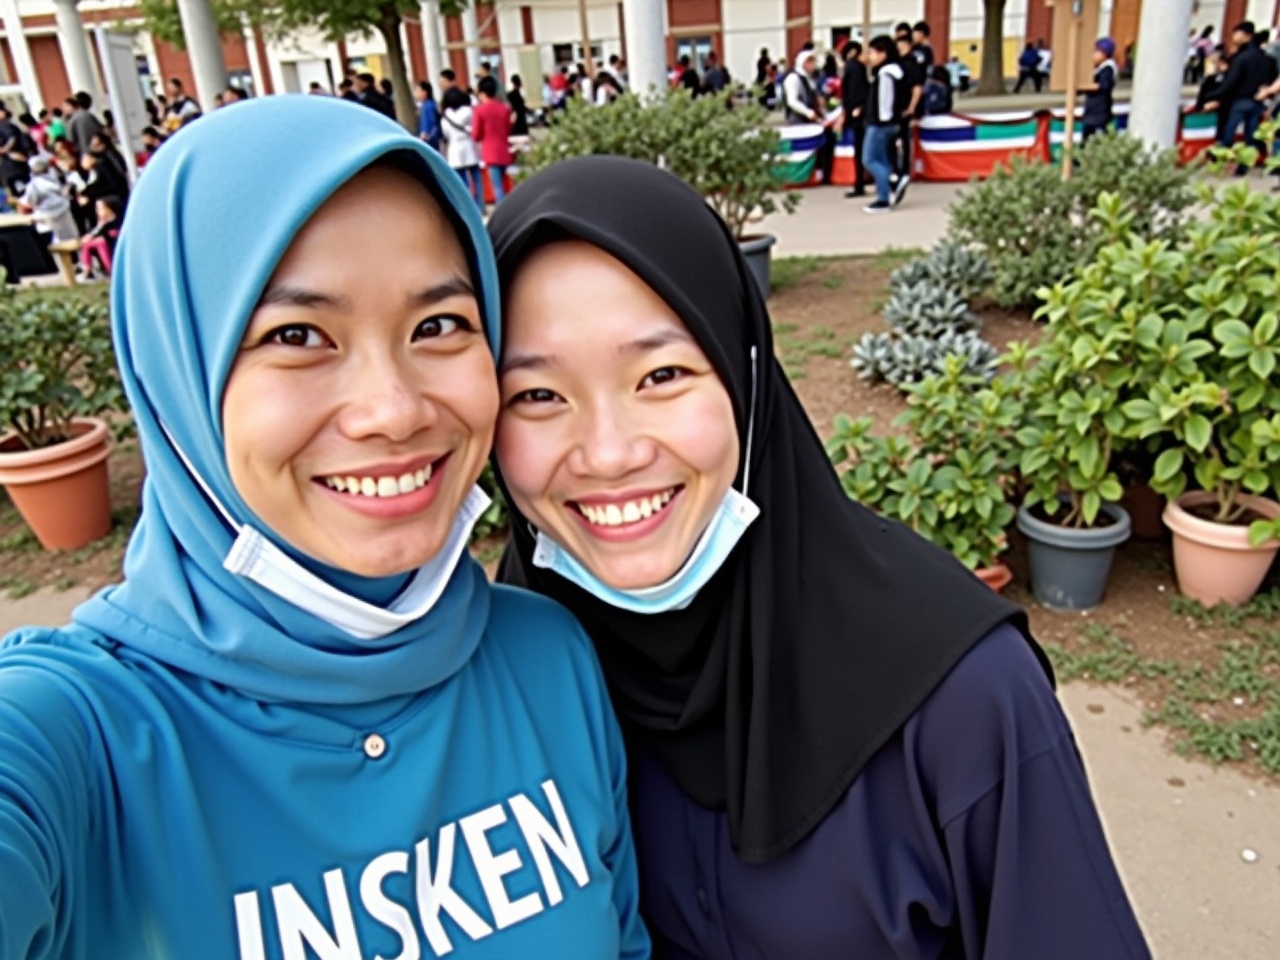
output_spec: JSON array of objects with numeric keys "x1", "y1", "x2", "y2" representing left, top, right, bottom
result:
[
  {"x1": 18, "y1": 156, "x2": 78, "y2": 246},
  {"x1": 77, "y1": 195, "x2": 122, "y2": 280},
  {"x1": 1082, "y1": 38, "x2": 1118, "y2": 141}
]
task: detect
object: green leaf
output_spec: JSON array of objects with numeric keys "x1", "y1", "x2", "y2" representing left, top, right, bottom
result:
[
  {"x1": 1185, "y1": 414, "x2": 1212, "y2": 453},
  {"x1": 1248, "y1": 519, "x2": 1279, "y2": 548},
  {"x1": 1154, "y1": 448, "x2": 1185, "y2": 483},
  {"x1": 1249, "y1": 349, "x2": 1277, "y2": 380}
]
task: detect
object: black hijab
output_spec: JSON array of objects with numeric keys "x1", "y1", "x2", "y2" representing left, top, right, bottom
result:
[{"x1": 488, "y1": 156, "x2": 1048, "y2": 864}]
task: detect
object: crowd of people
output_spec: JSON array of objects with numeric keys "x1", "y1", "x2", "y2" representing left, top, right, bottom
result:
[{"x1": 1184, "y1": 19, "x2": 1280, "y2": 184}]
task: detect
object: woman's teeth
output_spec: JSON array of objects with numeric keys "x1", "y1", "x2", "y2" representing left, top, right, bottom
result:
[
  {"x1": 323, "y1": 464, "x2": 433, "y2": 498},
  {"x1": 578, "y1": 489, "x2": 675, "y2": 527}
]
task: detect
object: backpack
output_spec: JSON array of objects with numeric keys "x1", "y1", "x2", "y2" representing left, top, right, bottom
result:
[{"x1": 923, "y1": 80, "x2": 951, "y2": 116}]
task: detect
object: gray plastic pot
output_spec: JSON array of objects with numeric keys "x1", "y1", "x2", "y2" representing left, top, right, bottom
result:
[
  {"x1": 1016, "y1": 500, "x2": 1131, "y2": 611},
  {"x1": 739, "y1": 234, "x2": 776, "y2": 299}
]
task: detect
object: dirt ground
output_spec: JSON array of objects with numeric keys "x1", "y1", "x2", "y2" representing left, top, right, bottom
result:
[{"x1": 4, "y1": 254, "x2": 1277, "y2": 778}]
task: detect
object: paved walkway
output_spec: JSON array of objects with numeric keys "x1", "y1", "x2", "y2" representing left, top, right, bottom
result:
[
  {"x1": 3, "y1": 583, "x2": 1277, "y2": 957},
  {"x1": 762, "y1": 181, "x2": 965, "y2": 257}
]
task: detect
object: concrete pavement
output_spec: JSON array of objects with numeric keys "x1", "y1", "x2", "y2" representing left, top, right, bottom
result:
[{"x1": 762, "y1": 180, "x2": 965, "y2": 257}]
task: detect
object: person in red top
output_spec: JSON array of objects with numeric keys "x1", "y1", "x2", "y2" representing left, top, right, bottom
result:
[{"x1": 472, "y1": 75, "x2": 515, "y2": 206}]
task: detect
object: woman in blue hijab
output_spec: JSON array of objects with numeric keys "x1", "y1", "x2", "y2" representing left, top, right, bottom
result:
[{"x1": 0, "y1": 97, "x2": 647, "y2": 960}]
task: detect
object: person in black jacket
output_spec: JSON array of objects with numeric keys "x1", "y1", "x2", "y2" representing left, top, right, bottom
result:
[
  {"x1": 840, "y1": 40, "x2": 870, "y2": 198},
  {"x1": 894, "y1": 34, "x2": 925, "y2": 181},
  {"x1": 1205, "y1": 21, "x2": 1272, "y2": 172}
]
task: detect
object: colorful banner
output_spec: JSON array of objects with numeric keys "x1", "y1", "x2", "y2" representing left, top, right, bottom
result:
[
  {"x1": 780, "y1": 102, "x2": 1223, "y2": 187},
  {"x1": 916, "y1": 111, "x2": 1047, "y2": 181}
]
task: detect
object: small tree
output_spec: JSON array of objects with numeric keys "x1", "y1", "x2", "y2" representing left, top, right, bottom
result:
[
  {"x1": 978, "y1": 0, "x2": 1008, "y2": 96},
  {"x1": 140, "y1": 0, "x2": 461, "y2": 130},
  {"x1": 522, "y1": 90, "x2": 799, "y2": 240}
]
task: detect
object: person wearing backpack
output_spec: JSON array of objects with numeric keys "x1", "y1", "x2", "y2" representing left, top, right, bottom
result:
[{"x1": 923, "y1": 66, "x2": 953, "y2": 115}]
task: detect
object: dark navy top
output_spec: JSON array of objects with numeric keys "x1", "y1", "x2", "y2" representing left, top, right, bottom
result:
[{"x1": 631, "y1": 623, "x2": 1151, "y2": 959}]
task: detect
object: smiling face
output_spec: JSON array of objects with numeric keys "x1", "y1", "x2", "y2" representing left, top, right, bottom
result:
[
  {"x1": 496, "y1": 241, "x2": 739, "y2": 591},
  {"x1": 221, "y1": 165, "x2": 497, "y2": 578}
]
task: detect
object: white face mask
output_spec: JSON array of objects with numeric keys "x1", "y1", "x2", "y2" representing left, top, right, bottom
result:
[
  {"x1": 532, "y1": 487, "x2": 759, "y2": 613},
  {"x1": 165, "y1": 425, "x2": 488, "y2": 640}
]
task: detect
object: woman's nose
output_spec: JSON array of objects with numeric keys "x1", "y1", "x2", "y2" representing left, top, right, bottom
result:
[
  {"x1": 567, "y1": 406, "x2": 658, "y2": 480},
  {"x1": 336, "y1": 355, "x2": 438, "y2": 442}
]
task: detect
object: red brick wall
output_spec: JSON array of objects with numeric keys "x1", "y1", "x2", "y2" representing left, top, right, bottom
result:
[
  {"x1": 404, "y1": 18, "x2": 428, "y2": 80},
  {"x1": 444, "y1": 16, "x2": 467, "y2": 79},
  {"x1": 30, "y1": 35, "x2": 71, "y2": 108},
  {"x1": 668, "y1": 0, "x2": 724, "y2": 64},
  {"x1": 1025, "y1": 0, "x2": 1053, "y2": 45},
  {"x1": 784, "y1": 0, "x2": 810, "y2": 62},
  {"x1": 924, "y1": 0, "x2": 950, "y2": 58}
]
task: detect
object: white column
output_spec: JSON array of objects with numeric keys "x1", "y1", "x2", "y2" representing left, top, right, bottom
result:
[
  {"x1": 51, "y1": 0, "x2": 103, "y2": 105},
  {"x1": 461, "y1": 3, "x2": 481, "y2": 83},
  {"x1": 622, "y1": 0, "x2": 665, "y2": 97},
  {"x1": 174, "y1": 0, "x2": 230, "y2": 111},
  {"x1": 1128, "y1": 0, "x2": 1195, "y2": 148},
  {"x1": 0, "y1": 0, "x2": 43, "y2": 110},
  {"x1": 420, "y1": 0, "x2": 446, "y2": 79},
  {"x1": 243, "y1": 21, "x2": 267, "y2": 96}
]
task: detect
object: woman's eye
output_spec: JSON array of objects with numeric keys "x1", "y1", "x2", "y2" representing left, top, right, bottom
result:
[
  {"x1": 510, "y1": 388, "x2": 561, "y2": 405},
  {"x1": 641, "y1": 366, "x2": 687, "y2": 388},
  {"x1": 264, "y1": 324, "x2": 328, "y2": 348},
  {"x1": 414, "y1": 315, "x2": 472, "y2": 340}
]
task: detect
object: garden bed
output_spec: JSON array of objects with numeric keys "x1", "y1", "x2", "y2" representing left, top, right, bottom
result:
[{"x1": 3, "y1": 255, "x2": 1277, "y2": 779}]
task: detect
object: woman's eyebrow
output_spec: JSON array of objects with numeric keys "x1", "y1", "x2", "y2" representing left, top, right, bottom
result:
[
  {"x1": 256, "y1": 276, "x2": 474, "y2": 312},
  {"x1": 257, "y1": 285, "x2": 347, "y2": 310},
  {"x1": 500, "y1": 327, "x2": 691, "y2": 375},
  {"x1": 619, "y1": 328, "x2": 694, "y2": 356},
  {"x1": 408, "y1": 276, "x2": 476, "y2": 308}
]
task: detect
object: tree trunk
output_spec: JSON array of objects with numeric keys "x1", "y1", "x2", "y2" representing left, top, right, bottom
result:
[
  {"x1": 977, "y1": 0, "x2": 1007, "y2": 95},
  {"x1": 378, "y1": 10, "x2": 418, "y2": 131}
]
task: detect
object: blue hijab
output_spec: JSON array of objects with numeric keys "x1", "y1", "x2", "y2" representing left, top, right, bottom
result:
[{"x1": 75, "y1": 97, "x2": 501, "y2": 706}]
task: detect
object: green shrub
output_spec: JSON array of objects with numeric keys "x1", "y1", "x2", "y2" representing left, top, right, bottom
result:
[
  {"x1": 0, "y1": 287, "x2": 126, "y2": 450},
  {"x1": 828, "y1": 355, "x2": 1024, "y2": 570},
  {"x1": 948, "y1": 133, "x2": 1195, "y2": 309},
  {"x1": 520, "y1": 89, "x2": 799, "y2": 239}
]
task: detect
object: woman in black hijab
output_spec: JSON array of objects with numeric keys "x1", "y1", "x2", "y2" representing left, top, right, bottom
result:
[{"x1": 488, "y1": 156, "x2": 1150, "y2": 959}]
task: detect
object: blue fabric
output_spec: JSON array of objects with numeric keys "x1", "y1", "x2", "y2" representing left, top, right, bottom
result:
[
  {"x1": 863, "y1": 124, "x2": 895, "y2": 203},
  {"x1": 459, "y1": 164, "x2": 485, "y2": 207},
  {"x1": 0, "y1": 96, "x2": 649, "y2": 959},
  {"x1": 487, "y1": 164, "x2": 507, "y2": 205},
  {"x1": 76, "y1": 95, "x2": 503, "y2": 706},
  {"x1": 419, "y1": 97, "x2": 441, "y2": 148}
]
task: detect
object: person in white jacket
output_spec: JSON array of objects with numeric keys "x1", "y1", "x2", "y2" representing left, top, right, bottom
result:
[
  {"x1": 440, "y1": 86, "x2": 483, "y2": 206},
  {"x1": 19, "y1": 156, "x2": 79, "y2": 244}
]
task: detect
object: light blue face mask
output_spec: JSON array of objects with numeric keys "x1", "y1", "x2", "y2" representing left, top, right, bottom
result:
[{"x1": 530, "y1": 348, "x2": 761, "y2": 614}]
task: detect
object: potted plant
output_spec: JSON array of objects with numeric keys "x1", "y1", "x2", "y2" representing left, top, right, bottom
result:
[
  {"x1": 0, "y1": 288, "x2": 126, "y2": 550},
  {"x1": 827, "y1": 356, "x2": 1022, "y2": 590},
  {"x1": 1033, "y1": 193, "x2": 1193, "y2": 540},
  {"x1": 1119, "y1": 180, "x2": 1280, "y2": 606},
  {"x1": 521, "y1": 89, "x2": 800, "y2": 297},
  {"x1": 1014, "y1": 322, "x2": 1131, "y2": 611}
]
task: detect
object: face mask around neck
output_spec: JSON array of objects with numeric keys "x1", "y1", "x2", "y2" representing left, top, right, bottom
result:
[
  {"x1": 531, "y1": 486, "x2": 759, "y2": 614},
  {"x1": 164, "y1": 424, "x2": 490, "y2": 640}
]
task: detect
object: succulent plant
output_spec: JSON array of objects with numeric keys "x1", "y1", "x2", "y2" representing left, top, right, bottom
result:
[
  {"x1": 882, "y1": 280, "x2": 978, "y2": 339},
  {"x1": 851, "y1": 332, "x2": 894, "y2": 382},
  {"x1": 852, "y1": 330, "x2": 998, "y2": 388},
  {"x1": 890, "y1": 240, "x2": 994, "y2": 302}
]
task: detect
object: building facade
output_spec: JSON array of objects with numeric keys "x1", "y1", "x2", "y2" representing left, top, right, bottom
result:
[{"x1": 0, "y1": 0, "x2": 1274, "y2": 113}]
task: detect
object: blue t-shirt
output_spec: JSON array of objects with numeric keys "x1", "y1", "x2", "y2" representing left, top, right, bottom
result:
[{"x1": 0, "y1": 579, "x2": 649, "y2": 960}]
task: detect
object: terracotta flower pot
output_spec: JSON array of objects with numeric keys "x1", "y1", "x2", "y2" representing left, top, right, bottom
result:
[
  {"x1": 0, "y1": 417, "x2": 113, "y2": 550},
  {"x1": 975, "y1": 563, "x2": 1013, "y2": 593},
  {"x1": 1163, "y1": 491, "x2": 1280, "y2": 607}
]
